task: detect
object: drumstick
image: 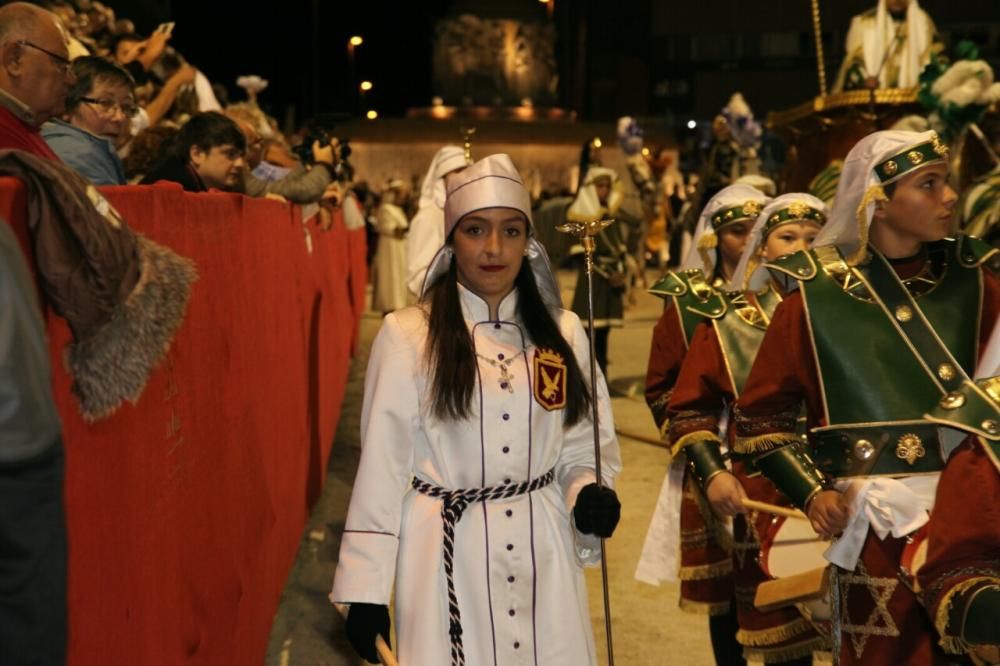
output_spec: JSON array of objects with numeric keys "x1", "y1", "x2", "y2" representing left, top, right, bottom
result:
[
  {"x1": 741, "y1": 498, "x2": 808, "y2": 521},
  {"x1": 334, "y1": 603, "x2": 399, "y2": 666}
]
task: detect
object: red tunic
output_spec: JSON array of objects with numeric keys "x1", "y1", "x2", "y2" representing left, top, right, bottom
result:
[
  {"x1": 734, "y1": 255, "x2": 1000, "y2": 665},
  {"x1": 0, "y1": 106, "x2": 60, "y2": 160},
  {"x1": 670, "y1": 321, "x2": 825, "y2": 661},
  {"x1": 918, "y1": 437, "x2": 1000, "y2": 655},
  {"x1": 644, "y1": 301, "x2": 689, "y2": 435}
]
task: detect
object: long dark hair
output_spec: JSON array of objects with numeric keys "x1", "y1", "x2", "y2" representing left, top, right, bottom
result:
[{"x1": 425, "y1": 259, "x2": 592, "y2": 426}]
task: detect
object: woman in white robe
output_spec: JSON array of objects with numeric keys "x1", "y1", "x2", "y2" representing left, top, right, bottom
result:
[
  {"x1": 372, "y1": 180, "x2": 411, "y2": 313},
  {"x1": 332, "y1": 154, "x2": 622, "y2": 666}
]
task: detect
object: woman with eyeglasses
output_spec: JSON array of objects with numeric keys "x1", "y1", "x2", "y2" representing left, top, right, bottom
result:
[{"x1": 41, "y1": 55, "x2": 136, "y2": 185}]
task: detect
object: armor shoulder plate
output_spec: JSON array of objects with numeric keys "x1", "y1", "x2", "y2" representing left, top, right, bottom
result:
[
  {"x1": 764, "y1": 248, "x2": 819, "y2": 282},
  {"x1": 648, "y1": 270, "x2": 689, "y2": 298},
  {"x1": 684, "y1": 285, "x2": 728, "y2": 319},
  {"x1": 956, "y1": 233, "x2": 1000, "y2": 268}
]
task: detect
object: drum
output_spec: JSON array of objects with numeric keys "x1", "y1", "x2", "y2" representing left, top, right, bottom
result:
[{"x1": 756, "y1": 515, "x2": 832, "y2": 633}]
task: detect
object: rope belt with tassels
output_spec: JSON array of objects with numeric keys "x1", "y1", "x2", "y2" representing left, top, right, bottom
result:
[{"x1": 411, "y1": 467, "x2": 556, "y2": 666}]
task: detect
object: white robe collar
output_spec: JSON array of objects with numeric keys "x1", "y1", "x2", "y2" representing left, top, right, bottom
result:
[{"x1": 457, "y1": 283, "x2": 519, "y2": 324}]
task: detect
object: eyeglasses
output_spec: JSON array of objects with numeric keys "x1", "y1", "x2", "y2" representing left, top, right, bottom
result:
[
  {"x1": 79, "y1": 96, "x2": 139, "y2": 118},
  {"x1": 15, "y1": 40, "x2": 72, "y2": 73}
]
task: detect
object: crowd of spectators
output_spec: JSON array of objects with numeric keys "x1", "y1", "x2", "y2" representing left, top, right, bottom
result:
[{"x1": 0, "y1": 0, "x2": 360, "y2": 211}]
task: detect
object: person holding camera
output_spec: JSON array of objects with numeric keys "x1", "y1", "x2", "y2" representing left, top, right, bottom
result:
[{"x1": 227, "y1": 108, "x2": 340, "y2": 205}]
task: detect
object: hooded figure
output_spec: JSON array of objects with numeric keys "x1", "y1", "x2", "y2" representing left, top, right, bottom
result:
[
  {"x1": 833, "y1": 0, "x2": 938, "y2": 92},
  {"x1": 372, "y1": 179, "x2": 411, "y2": 313},
  {"x1": 566, "y1": 166, "x2": 636, "y2": 373},
  {"x1": 405, "y1": 145, "x2": 468, "y2": 297}
]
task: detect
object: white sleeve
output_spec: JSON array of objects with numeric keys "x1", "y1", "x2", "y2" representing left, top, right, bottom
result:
[
  {"x1": 555, "y1": 313, "x2": 622, "y2": 566},
  {"x1": 330, "y1": 314, "x2": 419, "y2": 604}
]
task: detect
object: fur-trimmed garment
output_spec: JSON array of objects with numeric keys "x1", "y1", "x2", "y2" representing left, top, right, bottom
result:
[{"x1": 0, "y1": 149, "x2": 197, "y2": 420}]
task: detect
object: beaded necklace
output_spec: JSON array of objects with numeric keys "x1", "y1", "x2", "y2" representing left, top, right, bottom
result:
[{"x1": 475, "y1": 348, "x2": 526, "y2": 393}]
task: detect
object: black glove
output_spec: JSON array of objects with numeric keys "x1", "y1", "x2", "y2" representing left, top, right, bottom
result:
[
  {"x1": 573, "y1": 483, "x2": 621, "y2": 538},
  {"x1": 344, "y1": 602, "x2": 391, "y2": 664}
]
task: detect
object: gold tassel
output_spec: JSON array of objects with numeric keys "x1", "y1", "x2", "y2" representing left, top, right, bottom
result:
[
  {"x1": 732, "y1": 432, "x2": 801, "y2": 454},
  {"x1": 933, "y1": 575, "x2": 998, "y2": 654},
  {"x1": 671, "y1": 429, "x2": 723, "y2": 457},
  {"x1": 736, "y1": 617, "x2": 815, "y2": 646},
  {"x1": 679, "y1": 560, "x2": 734, "y2": 581},
  {"x1": 742, "y1": 635, "x2": 828, "y2": 663},
  {"x1": 678, "y1": 597, "x2": 732, "y2": 616},
  {"x1": 847, "y1": 184, "x2": 887, "y2": 266},
  {"x1": 697, "y1": 230, "x2": 718, "y2": 270}
]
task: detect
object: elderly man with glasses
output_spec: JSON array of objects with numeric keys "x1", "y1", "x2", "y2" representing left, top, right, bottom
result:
[
  {"x1": 42, "y1": 56, "x2": 136, "y2": 185},
  {"x1": 0, "y1": 2, "x2": 74, "y2": 158}
]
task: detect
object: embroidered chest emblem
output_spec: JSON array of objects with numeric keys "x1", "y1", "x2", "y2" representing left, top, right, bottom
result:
[{"x1": 533, "y1": 349, "x2": 567, "y2": 411}]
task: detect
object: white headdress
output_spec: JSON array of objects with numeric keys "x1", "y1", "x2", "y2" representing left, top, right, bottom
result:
[
  {"x1": 680, "y1": 183, "x2": 772, "y2": 275},
  {"x1": 417, "y1": 145, "x2": 468, "y2": 211},
  {"x1": 421, "y1": 154, "x2": 561, "y2": 309},
  {"x1": 814, "y1": 129, "x2": 949, "y2": 264},
  {"x1": 566, "y1": 166, "x2": 623, "y2": 222},
  {"x1": 730, "y1": 192, "x2": 829, "y2": 291},
  {"x1": 865, "y1": 0, "x2": 933, "y2": 89}
]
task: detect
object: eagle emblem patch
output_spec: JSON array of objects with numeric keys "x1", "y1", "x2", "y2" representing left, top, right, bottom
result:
[{"x1": 533, "y1": 348, "x2": 567, "y2": 411}]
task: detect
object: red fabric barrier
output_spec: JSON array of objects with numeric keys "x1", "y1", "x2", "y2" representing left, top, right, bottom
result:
[{"x1": 0, "y1": 178, "x2": 366, "y2": 665}]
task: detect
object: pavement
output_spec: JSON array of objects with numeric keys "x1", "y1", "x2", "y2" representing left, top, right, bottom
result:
[{"x1": 264, "y1": 269, "x2": 716, "y2": 665}]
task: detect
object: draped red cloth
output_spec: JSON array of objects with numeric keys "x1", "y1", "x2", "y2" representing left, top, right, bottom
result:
[{"x1": 0, "y1": 178, "x2": 367, "y2": 665}]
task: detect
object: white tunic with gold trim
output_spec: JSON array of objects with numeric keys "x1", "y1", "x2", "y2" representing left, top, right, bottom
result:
[{"x1": 331, "y1": 284, "x2": 621, "y2": 665}]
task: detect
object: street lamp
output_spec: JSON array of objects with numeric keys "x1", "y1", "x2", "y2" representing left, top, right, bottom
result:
[
  {"x1": 360, "y1": 80, "x2": 373, "y2": 92},
  {"x1": 366, "y1": 110, "x2": 378, "y2": 120},
  {"x1": 348, "y1": 36, "x2": 363, "y2": 115}
]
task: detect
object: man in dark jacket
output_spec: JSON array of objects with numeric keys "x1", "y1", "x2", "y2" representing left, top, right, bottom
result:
[{"x1": 0, "y1": 219, "x2": 66, "y2": 666}]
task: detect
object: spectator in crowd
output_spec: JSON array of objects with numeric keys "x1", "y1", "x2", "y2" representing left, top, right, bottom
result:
[
  {"x1": 141, "y1": 110, "x2": 246, "y2": 192},
  {"x1": 227, "y1": 106, "x2": 339, "y2": 204},
  {"x1": 112, "y1": 31, "x2": 196, "y2": 132},
  {"x1": 0, "y1": 2, "x2": 74, "y2": 158},
  {"x1": 0, "y1": 219, "x2": 67, "y2": 666},
  {"x1": 41, "y1": 55, "x2": 135, "y2": 185}
]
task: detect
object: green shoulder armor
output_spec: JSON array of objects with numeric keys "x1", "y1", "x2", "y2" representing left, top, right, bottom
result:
[
  {"x1": 648, "y1": 271, "x2": 689, "y2": 298},
  {"x1": 956, "y1": 233, "x2": 1000, "y2": 268},
  {"x1": 685, "y1": 288, "x2": 728, "y2": 319},
  {"x1": 764, "y1": 248, "x2": 820, "y2": 283},
  {"x1": 649, "y1": 269, "x2": 726, "y2": 342}
]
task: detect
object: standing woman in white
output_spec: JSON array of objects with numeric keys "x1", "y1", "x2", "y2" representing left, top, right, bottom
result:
[{"x1": 331, "y1": 154, "x2": 622, "y2": 665}]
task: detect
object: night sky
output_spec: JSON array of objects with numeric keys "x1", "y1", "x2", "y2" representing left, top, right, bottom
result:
[
  {"x1": 107, "y1": 0, "x2": 453, "y2": 124},
  {"x1": 104, "y1": 0, "x2": 1000, "y2": 130}
]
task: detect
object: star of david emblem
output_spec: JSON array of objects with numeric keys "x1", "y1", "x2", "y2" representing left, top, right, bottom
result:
[{"x1": 838, "y1": 560, "x2": 900, "y2": 660}]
